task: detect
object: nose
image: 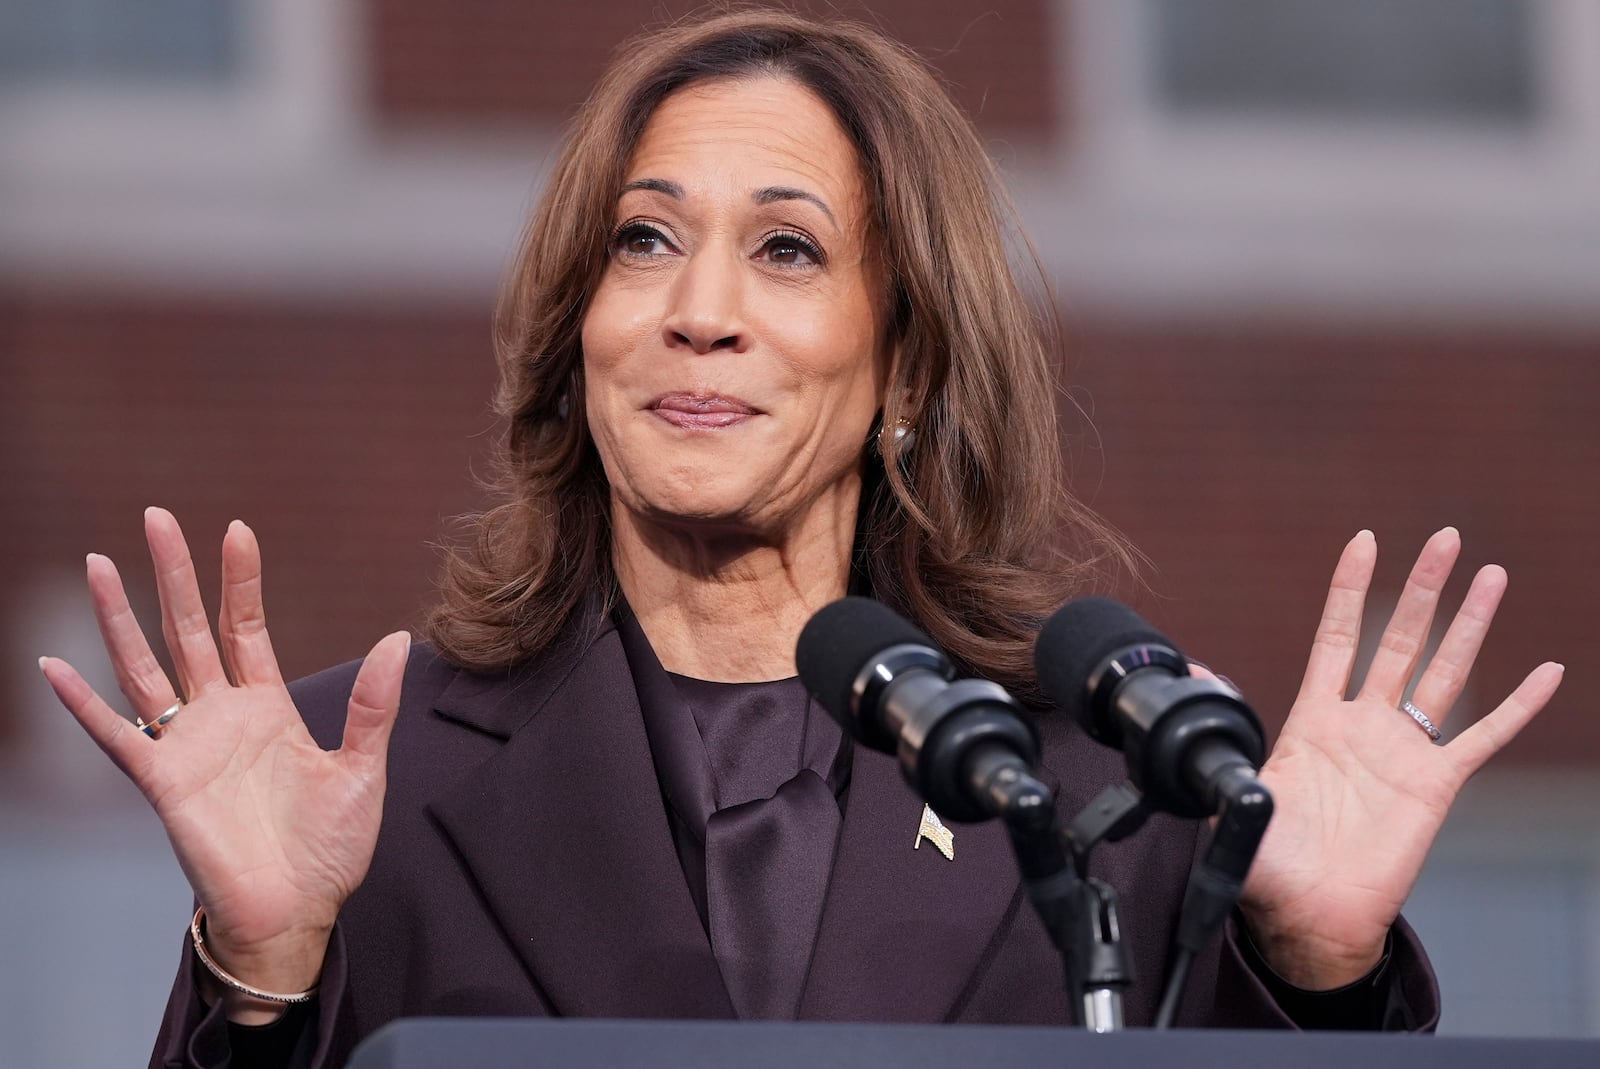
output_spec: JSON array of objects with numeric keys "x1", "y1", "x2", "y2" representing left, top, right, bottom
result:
[{"x1": 661, "y1": 246, "x2": 749, "y2": 355}]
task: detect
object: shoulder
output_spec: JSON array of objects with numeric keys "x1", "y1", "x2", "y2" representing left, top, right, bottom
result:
[
  {"x1": 287, "y1": 642, "x2": 460, "y2": 750},
  {"x1": 1032, "y1": 706, "x2": 1125, "y2": 797}
]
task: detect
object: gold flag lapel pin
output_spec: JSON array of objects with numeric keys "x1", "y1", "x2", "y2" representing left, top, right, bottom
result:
[{"x1": 913, "y1": 803, "x2": 955, "y2": 861}]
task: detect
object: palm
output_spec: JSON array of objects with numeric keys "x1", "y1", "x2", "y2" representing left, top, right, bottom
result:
[
  {"x1": 40, "y1": 508, "x2": 407, "y2": 972},
  {"x1": 143, "y1": 683, "x2": 386, "y2": 947},
  {"x1": 1236, "y1": 529, "x2": 1563, "y2": 989}
]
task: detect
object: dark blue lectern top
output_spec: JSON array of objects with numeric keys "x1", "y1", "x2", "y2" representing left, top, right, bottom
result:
[{"x1": 348, "y1": 1017, "x2": 1599, "y2": 1069}]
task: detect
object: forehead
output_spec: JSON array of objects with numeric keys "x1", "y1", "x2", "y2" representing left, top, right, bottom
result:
[{"x1": 624, "y1": 76, "x2": 869, "y2": 220}]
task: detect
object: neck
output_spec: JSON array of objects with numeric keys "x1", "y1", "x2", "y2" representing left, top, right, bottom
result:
[{"x1": 611, "y1": 491, "x2": 860, "y2": 682}]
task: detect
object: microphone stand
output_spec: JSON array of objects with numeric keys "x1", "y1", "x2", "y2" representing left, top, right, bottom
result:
[
  {"x1": 995, "y1": 769, "x2": 1270, "y2": 1031},
  {"x1": 1152, "y1": 756, "x2": 1274, "y2": 1027},
  {"x1": 986, "y1": 767, "x2": 1142, "y2": 1031}
]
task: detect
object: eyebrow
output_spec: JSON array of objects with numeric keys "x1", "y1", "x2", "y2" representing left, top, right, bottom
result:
[
  {"x1": 753, "y1": 185, "x2": 836, "y2": 226},
  {"x1": 618, "y1": 178, "x2": 837, "y2": 226},
  {"x1": 620, "y1": 177, "x2": 683, "y2": 198}
]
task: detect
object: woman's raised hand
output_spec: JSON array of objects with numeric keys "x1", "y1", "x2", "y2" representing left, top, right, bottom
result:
[
  {"x1": 1239, "y1": 528, "x2": 1564, "y2": 990},
  {"x1": 39, "y1": 508, "x2": 408, "y2": 1018}
]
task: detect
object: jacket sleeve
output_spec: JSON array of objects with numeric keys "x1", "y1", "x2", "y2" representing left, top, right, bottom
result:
[
  {"x1": 1181, "y1": 913, "x2": 1440, "y2": 1030},
  {"x1": 148, "y1": 922, "x2": 359, "y2": 1069}
]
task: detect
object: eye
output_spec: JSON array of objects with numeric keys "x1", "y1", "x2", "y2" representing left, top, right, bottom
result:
[
  {"x1": 758, "y1": 231, "x2": 824, "y2": 267},
  {"x1": 611, "y1": 222, "x2": 676, "y2": 258}
]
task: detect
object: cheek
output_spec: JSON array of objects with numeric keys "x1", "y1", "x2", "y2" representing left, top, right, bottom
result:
[
  {"x1": 579, "y1": 288, "x2": 650, "y2": 415},
  {"x1": 801, "y1": 302, "x2": 888, "y2": 420},
  {"x1": 578, "y1": 312, "x2": 633, "y2": 468},
  {"x1": 580, "y1": 289, "x2": 629, "y2": 380}
]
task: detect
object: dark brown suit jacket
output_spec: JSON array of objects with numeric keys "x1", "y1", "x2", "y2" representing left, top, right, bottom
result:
[{"x1": 152, "y1": 609, "x2": 1439, "y2": 1067}]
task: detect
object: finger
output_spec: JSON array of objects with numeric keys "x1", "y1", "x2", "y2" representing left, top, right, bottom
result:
[
  {"x1": 1187, "y1": 661, "x2": 1242, "y2": 697},
  {"x1": 38, "y1": 655, "x2": 155, "y2": 786},
  {"x1": 1408, "y1": 564, "x2": 1507, "y2": 728},
  {"x1": 217, "y1": 520, "x2": 284, "y2": 688},
  {"x1": 1447, "y1": 662, "x2": 1564, "y2": 781},
  {"x1": 1296, "y1": 530, "x2": 1377, "y2": 701},
  {"x1": 1358, "y1": 526, "x2": 1460, "y2": 706},
  {"x1": 145, "y1": 507, "x2": 229, "y2": 697},
  {"x1": 86, "y1": 552, "x2": 182, "y2": 718},
  {"x1": 339, "y1": 631, "x2": 411, "y2": 766}
]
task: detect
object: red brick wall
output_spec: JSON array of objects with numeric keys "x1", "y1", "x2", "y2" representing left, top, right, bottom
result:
[
  {"x1": 0, "y1": 293, "x2": 498, "y2": 749},
  {"x1": 1065, "y1": 319, "x2": 1598, "y2": 764},
  {"x1": 367, "y1": 0, "x2": 1059, "y2": 134},
  {"x1": 5, "y1": 292, "x2": 1593, "y2": 763}
]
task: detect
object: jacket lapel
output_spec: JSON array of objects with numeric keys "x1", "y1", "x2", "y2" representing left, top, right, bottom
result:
[
  {"x1": 425, "y1": 618, "x2": 733, "y2": 1018},
  {"x1": 420, "y1": 603, "x2": 1026, "y2": 1023},
  {"x1": 797, "y1": 741, "x2": 1023, "y2": 1021}
]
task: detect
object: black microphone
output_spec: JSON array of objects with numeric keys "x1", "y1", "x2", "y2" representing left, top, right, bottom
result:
[
  {"x1": 1034, "y1": 597, "x2": 1266, "y2": 819},
  {"x1": 1036, "y1": 598, "x2": 1276, "y2": 1026},
  {"x1": 796, "y1": 596, "x2": 1050, "y2": 828}
]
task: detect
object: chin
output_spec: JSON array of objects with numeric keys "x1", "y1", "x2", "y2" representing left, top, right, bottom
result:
[
  {"x1": 622, "y1": 471, "x2": 768, "y2": 527},
  {"x1": 643, "y1": 494, "x2": 765, "y2": 530}
]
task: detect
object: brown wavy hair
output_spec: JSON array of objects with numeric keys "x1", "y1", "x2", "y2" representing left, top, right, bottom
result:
[{"x1": 426, "y1": 7, "x2": 1132, "y2": 705}]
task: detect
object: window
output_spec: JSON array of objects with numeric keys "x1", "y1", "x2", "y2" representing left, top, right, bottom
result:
[
  {"x1": 0, "y1": 0, "x2": 242, "y2": 86},
  {"x1": 1046, "y1": 0, "x2": 1600, "y2": 320},
  {"x1": 1146, "y1": 0, "x2": 1538, "y2": 125}
]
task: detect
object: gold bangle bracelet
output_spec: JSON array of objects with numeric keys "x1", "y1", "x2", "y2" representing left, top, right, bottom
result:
[{"x1": 190, "y1": 907, "x2": 319, "y2": 1005}]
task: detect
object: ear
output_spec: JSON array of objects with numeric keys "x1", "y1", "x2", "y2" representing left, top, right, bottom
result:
[{"x1": 872, "y1": 362, "x2": 920, "y2": 462}]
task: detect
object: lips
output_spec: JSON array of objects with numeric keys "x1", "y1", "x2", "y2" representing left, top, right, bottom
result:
[{"x1": 648, "y1": 392, "x2": 761, "y2": 430}]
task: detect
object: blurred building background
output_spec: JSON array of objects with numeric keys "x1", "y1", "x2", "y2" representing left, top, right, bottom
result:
[{"x1": 2, "y1": 0, "x2": 1597, "y2": 1062}]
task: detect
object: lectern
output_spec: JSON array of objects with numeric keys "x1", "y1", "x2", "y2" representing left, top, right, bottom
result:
[{"x1": 349, "y1": 1017, "x2": 1599, "y2": 1069}]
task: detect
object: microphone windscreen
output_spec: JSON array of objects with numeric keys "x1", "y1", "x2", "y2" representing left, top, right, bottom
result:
[
  {"x1": 796, "y1": 596, "x2": 933, "y2": 723},
  {"x1": 1034, "y1": 597, "x2": 1177, "y2": 726}
]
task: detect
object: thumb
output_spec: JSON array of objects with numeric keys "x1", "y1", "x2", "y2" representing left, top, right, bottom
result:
[{"x1": 341, "y1": 631, "x2": 411, "y2": 764}]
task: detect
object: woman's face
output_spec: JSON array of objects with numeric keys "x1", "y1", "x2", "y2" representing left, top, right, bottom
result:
[{"x1": 582, "y1": 76, "x2": 892, "y2": 542}]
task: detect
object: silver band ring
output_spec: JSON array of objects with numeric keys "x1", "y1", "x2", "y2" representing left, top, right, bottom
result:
[
  {"x1": 136, "y1": 700, "x2": 183, "y2": 739},
  {"x1": 1401, "y1": 699, "x2": 1443, "y2": 744}
]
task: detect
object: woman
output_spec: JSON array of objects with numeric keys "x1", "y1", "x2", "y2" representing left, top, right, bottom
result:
[{"x1": 39, "y1": 10, "x2": 1561, "y2": 1067}]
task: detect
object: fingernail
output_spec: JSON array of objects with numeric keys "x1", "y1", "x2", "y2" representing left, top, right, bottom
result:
[
  {"x1": 37, "y1": 656, "x2": 50, "y2": 673},
  {"x1": 1440, "y1": 525, "x2": 1459, "y2": 537},
  {"x1": 228, "y1": 519, "x2": 244, "y2": 532}
]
